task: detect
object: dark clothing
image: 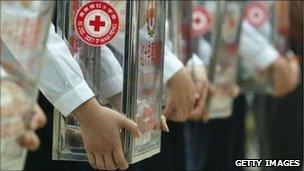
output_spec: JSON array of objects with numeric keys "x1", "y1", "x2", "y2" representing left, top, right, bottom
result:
[
  {"x1": 132, "y1": 96, "x2": 247, "y2": 171},
  {"x1": 130, "y1": 122, "x2": 186, "y2": 171},
  {"x1": 254, "y1": 1, "x2": 304, "y2": 169},
  {"x1": 263, "y1": 37, "x2": 303, "y2": 171},
  {"x1": 183, "y1": 121, "x2": 209, "y2": 171},
  {"x1": 202, "y1": 96, "x2": 246, "y2": 171},
  {"x1": 24, "y1": 93, "x2": 93, "y2": 171}
]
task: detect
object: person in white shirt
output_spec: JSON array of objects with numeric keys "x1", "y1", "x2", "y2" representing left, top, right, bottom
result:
[
  {"x1": 1, "y1": 2, "x2": 187, "y2": 170},
  {"x1": 183, "y1": 15, "x2": 300, "y2": 171},
  {"x1": 110, "y1": 25, "x2": 202, "y2": 124},
  {"x1": 194, "y1": 20, "x2": 299, "y2": 102},
  {"x1": 2, "y1": 23, "x2": 143, "y2": 170}
]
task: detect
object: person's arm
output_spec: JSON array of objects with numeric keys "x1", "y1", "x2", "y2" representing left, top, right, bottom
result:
[
  {"x1": 110, "y1": 31, "x2": 185, "y2": 85},
  {"x1": 186, "y1": 53, "x2": 204, "y2": 67},
  {"x1": 270, "y1": 55, "x2": 300, "y2": 97},
  {"x1": 197, "y1": 37, "x2": 212, "y2": 65},
  {"x1": 189, "y1": 38, "x2": 241, "y2": 121},
  {"x1": 162, "y1": 45, "x2": 198, "y2": 122},
  {"x1": 240, "y1": 20, "x2": 300, "y2": 97},
  {"x1": 163, "y1": 44, "x2": 184, "y2": 83},
  {"x1": 45, "y1": 25, "x2": 143, "y2": 170},
  {"x1": 111, "y1": 28, "x2": 197, "y2": 122},
  {"x1": 185, "y1": 53, "x2": 209, "y2": 121},
  {"x1": 2, "y1": 13, "x2": 141, "y2": 168},
  {"x1": 39, "y1": 24, "x2": 95, "y2": 116},
  {"x1": 1, "y1": 23, "x2": 96, "y2": 116},
  {"x1": 82, "y1": 45, "x2": 123, "y2": 108},
  {"x1": 73, "y1": 98, "x2": 141, "y2": 170},
  {"x1": 239, "y1": 20, "x2": 279, "y2": 71}
]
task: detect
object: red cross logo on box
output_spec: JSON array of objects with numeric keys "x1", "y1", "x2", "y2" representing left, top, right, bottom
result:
[
  {"x1": 75, "y1": 1, "x2": 119, "y2": 46},
  {"x1": 192, "y1": 5, "x2": 212, "y2": 37},
  {"x1": 89, "y1": 16, "x2": 105, "y2": 32},
  {"x1": 245, "y1": 2, "x2": 269, "y2": 28}
]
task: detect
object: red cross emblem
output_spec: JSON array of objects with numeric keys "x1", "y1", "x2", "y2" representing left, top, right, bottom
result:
[
  {"x1": 192, "y1": 5, "x2": 212, "y2": 37},
  {"x1": 89, "y1": 16, "x2": 106, "y2": 32},
  {"x1": 75, "y1": 1, "x2": 119, "y2": 46},
  {"x1": 245, "y1": 2, "x2": 269, "y2": 28}
]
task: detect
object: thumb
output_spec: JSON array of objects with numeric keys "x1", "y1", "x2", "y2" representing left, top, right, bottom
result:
[{"x1": 120, "y1": 117, "x2": 142, "y2": 138}]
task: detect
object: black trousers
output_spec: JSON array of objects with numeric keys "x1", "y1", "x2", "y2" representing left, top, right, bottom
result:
[
  {"x1": 265, "y1": 85, "x2": 303, "y2": 171},
  {"x1": 202, "y1": 96, "x2": 247, "y2": 171},
  {"x1": 130, "y1": 122, "x2": 186, "y2": 171},
  {"x1": 132, "y1": 96, "x2": 247, "y2": 171}
]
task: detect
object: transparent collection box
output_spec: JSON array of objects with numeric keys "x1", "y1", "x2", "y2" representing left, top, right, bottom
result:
[
  {"x1": 167, "y1": 1, "x2": 243, "y2": 120},
  {"x1": 167, "y1": 1, "x2": 194, "y2": 64},
  {"x1": 206, "y1": 1, "x2": 243, "y2": 119},
  {"x1": 186, "y1": 1, "x2": 243, "y2": 119},
  {"x1": 0, "y1": 1, "x2": 54, "y2": 170},
  {"x1": 237, "y1": 1, "x2": 276, "y2": 94},
  {"x1": 123, "y1": 1, "x2": 166, "y2": 163},
  {"x1": 190, "y1": 1, "x2": 218, "y2": 65},
  {"x1": 52, "y1": 0, "x2": 165, "y2": 164},
  {"x1": 237, "y1": 1, "x2": 290, "y2": 94}
]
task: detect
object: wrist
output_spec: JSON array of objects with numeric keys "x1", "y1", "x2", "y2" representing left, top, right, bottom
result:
[
  {"x1": 167, "y1": 67, "x2": 188, "y2": 88},
  {"x1": 73, "y1": 97, "x2": 100, "y2": 121},
  {"x1": 270, "y1": 57, "x2": 284, "y2": 71}
]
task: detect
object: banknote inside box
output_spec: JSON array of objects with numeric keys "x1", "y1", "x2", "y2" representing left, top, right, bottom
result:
[
  {"x1": 52, "y1": 0, "x2": 165, "y2": 163},
  {"x1": 1, "y1": 1, "x2": 54, "y2": 170}
]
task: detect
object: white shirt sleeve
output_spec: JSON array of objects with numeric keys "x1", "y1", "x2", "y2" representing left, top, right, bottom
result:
[
  {"x1": 98, "y1": 46, "x2": 123, "y2": 99},
  {"x1": 186, "y1": 53, "x2": 204, "y2": 67},
  {"x1": 239, "y1": 20, "x2": 279, "y2": 70},
  {"x1": 109, "y1": 32, "x2": 125, "y2": 55},
  {"x1": 197, "y1": 37, "x2": 212, "y2": 66},
  {"x1": 163, "y1": 44, "x2": 184, "y2": 83},
  {"x1": 39, "y1": 24, "x2": 95, "y2": 116},
  {"x1": 110, "y1": 31, "x2": 184, "y2": 85},
  {"x1": 0, "y1": 67, "x2": 8, "y2": 77}
]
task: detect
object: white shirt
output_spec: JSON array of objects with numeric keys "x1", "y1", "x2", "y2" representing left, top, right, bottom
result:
[
  {"x1": 43, "y1": 25, "x2": 126, "y2": 116},
  {"x1": 196, "y1": 20, "x2": 279, "y2": 71},
  {"x1": 2, "y1": 24, "x2": 123, "y2": 116},
  {"x1": 239, "y1": 20, "x2": 279, "y2": 71},
  {"x1": 110, "y1": 28, "x2": 184, "y2": 84},
  {"x1": 38, "y1": 24, "x2": 94, "y2": 116}
]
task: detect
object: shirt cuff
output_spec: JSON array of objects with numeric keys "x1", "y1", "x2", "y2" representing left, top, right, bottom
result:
[
  {"x1": 163, "y1": 54, "x2": 184, "y2": 84},
  {"x1": 255, "y1": 45, "x2": 279, "y2": 70},
  {"x1": 186, "y1": 53, "x2": 204, "y2": 67},
  {"x1": 99, "y1": 75, "x2": 123, "y2": 100},
  {"x1": 53, "y1": 81, "x2": 95, "y2": 116}
]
